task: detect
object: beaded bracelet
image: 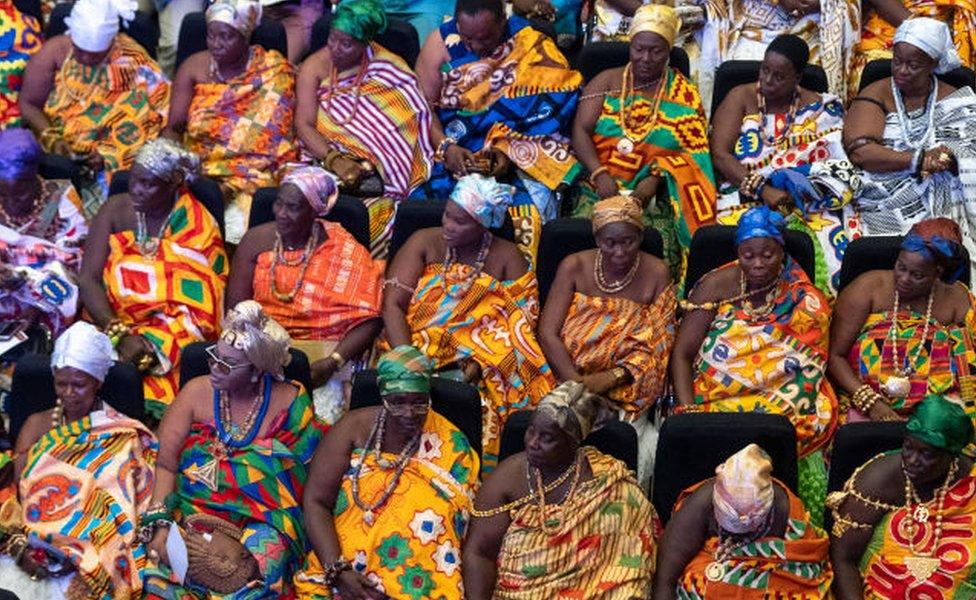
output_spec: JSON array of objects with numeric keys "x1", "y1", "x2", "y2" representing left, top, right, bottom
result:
[
  {"x1": 435, "y1": 137, "x2": 457, "y2": 162},
  {"x1": 323, "y1": 557, "x2": 351, "y2": 587},
  {"x1": 104, "y1": 319, "x2": 130, "y2": 347},
  {"x1": 850, "y1": 383, "x2": 880, "y2": 414}
]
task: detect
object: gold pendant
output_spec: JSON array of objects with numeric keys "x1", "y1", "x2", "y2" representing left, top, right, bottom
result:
[
  {"x1": 904, "y1": 555, "x2": 940, "y2": 582},
  {"x1": 615, "y1": 137, "x2": 634, "y2": 156},
  {"x1": 705, "y1": 561, "x2": 725, "y2": 582},
  {"x1": 363, "y1": 510, "x2": 375, "y2": 526},
  {"x1": 884, "y1": 375, "x2": 911, "y2": 399},
  {"x1": 913, "y1": 505, "x2": 930, "y2": 522}
]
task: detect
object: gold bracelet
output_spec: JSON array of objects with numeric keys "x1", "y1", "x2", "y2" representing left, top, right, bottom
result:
[
  {"x1": 588, "y1": 166, "x2": 610, "y2": 186},
  {"x1": 329, "y1": 351, "x2": 345, "y2": 370},
  {"x1": 614, "y1": 366, "x2": 629, "y2": 385}
]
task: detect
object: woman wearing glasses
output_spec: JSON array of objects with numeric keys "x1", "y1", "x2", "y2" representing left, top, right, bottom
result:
[{"x1": 141, "y1": 300, "x2": 325, "y2": 598}]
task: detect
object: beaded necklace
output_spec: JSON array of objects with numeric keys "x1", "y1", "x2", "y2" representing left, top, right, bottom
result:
[
  {"x1": 594, "y1": 249, "x2": 640, "y2": 294},
  {"x1": 615, "y1": 63, "x2": 667, "y2": 156},
  {"x1": 269, "y1": 227, "x2": 319, "y2": 303},
  {"x1": 442, "y1": 232, "x2": 492, "y2": 298},
  {"x1": 679, "y1": 270, "x2": 779, "y2": 313},
  {"x1": 213, "y1": 374, "x2": 272, "y2": 447},
  {"x1": 527, "y1": 451, "x2": 582, "y2": 535},
  {"x1": 135, "y1": 206, "x2": 174, "y2": 258},
  {"x1": 892, "y1": 75, "x2": 937, "y2": 151},
  {"x1": 884, "y1": 288, "x2": 934, "y2": 399},
  {"x1": 469, "y1": 454, "x2": 580, "y2": 518},
  {"x1": 901, "y1": 458, "x2": 958, "y2": 582},
  {"x1": 0, "y1": 194, "x2": 43, "y2": 233},
  {"x1": 705, "y1": 507, "x2": 774, "y2": 582},
  {"x1": 351, "y1": 408, "x2": 422, "y2": 526},
  {"x1": 321, "y1": 55, "x2": 369, "y2": 127},
  {"x1": 757, "y1": 84, "x2": 799, "y2": 150}
]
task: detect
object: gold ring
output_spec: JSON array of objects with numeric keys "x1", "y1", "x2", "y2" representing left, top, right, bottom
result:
[{"x1": 939, "y1": 152, "x2": 951, "y2": 163}]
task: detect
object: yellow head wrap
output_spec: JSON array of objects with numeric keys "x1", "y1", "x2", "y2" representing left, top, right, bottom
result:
[
  {"x1": 592, "y1": 196, "x2": 644, "y2": 234},
  {"x1": 628, "y1": 4, "x2": 681, "y2": 47}
]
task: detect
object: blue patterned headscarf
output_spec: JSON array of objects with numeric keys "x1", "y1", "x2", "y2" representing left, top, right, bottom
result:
[
  {"x1": 0, "y1": 128, "x2": 42, "y2": 181},
  {"x1": 735, "y1": 205, "x2": 785, "y2": 246},
  {"x1": 449, "y1": 174, "x2": 513, "y2": 229},
  {"x1": 901, "y1": 218, "x2": 967, "y2": 283}
]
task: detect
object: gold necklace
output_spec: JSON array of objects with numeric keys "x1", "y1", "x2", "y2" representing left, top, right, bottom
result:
[
  {"x1": 469, "y1": 453, "x2": 579, "y2": 518},
  {"x1": 594, "y1": 249, "x2": 640, "y2": 294},
  {"x1": 901, "y1": 458, "x2": 958, "y2": 582},
  {"x1": 135, "y1": 207, "x2": 174, "y2": 258},
  {"x1": 705, "y1": 508, "x2": 774, "y2": 582},
  {"x1": 269, "y1": 228, "x2": 318, "y2": 303},
  {"x1": 884, "y1": 288, "x2": 935, "y2": 400},
  {"x1": 679, "y1": 275, "x2": 779, "y2": 312},
  {"x1": 739, "y1": 270, "x2": 778, "y2": 319},
  {"x1": 218, "y1": 386, "x2": 265, "y2": 443},
  {"x1": 528, "y1": 451, "x2": 582, "y2": 535},
  {"x1": 615, "y1": 62, "x2": 667, "y2": 156}
]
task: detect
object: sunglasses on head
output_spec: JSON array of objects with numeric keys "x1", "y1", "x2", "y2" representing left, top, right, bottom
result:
[{"x1": 205, "y1": 344, "x2": 250, "y2": 375}]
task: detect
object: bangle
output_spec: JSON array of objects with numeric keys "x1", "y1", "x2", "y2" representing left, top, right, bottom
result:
[
  {"x1": 613, "y1": 366, "x2": 629, "y2": 385},
  {"x1": 588, "y1": 166, "x2": 610, "y2": 186},
  {"x1": 739, "y1": 171, "x2": 765, "y2": 199},
  {"x1": 850, "y1": 384, "x2": 881, "y2": 414},
  {"x1": 104, "y1": 319, "x2": 130, "y2": 347},
  {"x1": 323, "y1": 557, "x2": 351, "y2": 587},
  {"x1": 435, "y1": 137, "x2": 457, "y2": 162},
  {"x1": 329, "y1": 351, "x2": 345, "y2": 370},
  {"x1": 137, "y1": 518, "x2": 171, "y2": 544}
]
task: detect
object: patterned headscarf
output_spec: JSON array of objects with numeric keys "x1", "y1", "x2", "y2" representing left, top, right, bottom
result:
[
  {"x1": 376, "y1": 345, "x2": 432, "y2": 396},
  {"x1": 592, "y1": 196, "x2": 644, "y2": 234},
  {"x1": 713, "y1": 444, "x2": 775, "y2": 534},
  {"x1": 535, "y1": 381, "x2": 599, "y2": 443},
  {"x1": 282, "y1": 166, "x2": 339, "y2": 216},
  {"x1": 0, "y1": 128, "x2": 42, "y2": 181},
  {"x1": 907, "y1": 396, "x2": 974, "y2": 455},
  {"x1": 205, "y1": 0, "x2": 262, "y2": 39},
  {"x1": 51, "y1": 321, "x2": 114, "y2": 383},
  {"x1": 902, "y1": 218, "x2": 967, "y2": 284},
  {"x1": 894, "y1": 17, "x2": 962, "y2": 74},
  {"x1": 134, "y1": 138, "x2": 200, "y2": 186},
  {"x1": 628, "y1": 4, "x2": 680, "y2": 46},
  {"x1": 66, "y1": 0, "x2": 136, "y2": 52},
  {"x1": 735, "y1": 205, "x2": 785, "y2": 246},
  {"x1": 221, "y1": 300, "x2": 292, "y2": 379},
  {"x1": 332, "y1": 0, "x2": 387, "y2": 44},
  {"x1": 449, "y1": 174, "x2": 512, "y2": 229}
]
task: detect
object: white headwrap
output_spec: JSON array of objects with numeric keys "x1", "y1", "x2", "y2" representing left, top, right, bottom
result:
[
  {"x1": 66, "y1": 0, "x2": 137, "y2": 53},
  {"x1": 51, "y1": 322, "x2": 114, "y2": 382},
  {"x1": 893, "y1": 17, "x2": 963, "y2": 74}
]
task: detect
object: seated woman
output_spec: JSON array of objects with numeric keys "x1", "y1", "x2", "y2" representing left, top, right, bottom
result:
[
  {"x1": 572, "y1": 4, "x2": 716, "y2": 279},
  {"x1": 227, "y1": 166, "x2": 383, "y2": 423},
  {"x1": 19, "y1": 0, "x2": 170, "y2": 215},
  {"x1": 671, "y1": 206, "x2": 837, "y2": 525},
  {"x1": 538, "y1": 196, "x2": 675, "y2": 485},
  {"x1": 463, "y1": 381, "x2": 657, "y2": 599},
  {"x1": 845, "y1": 18, "x2": 976, "y2": 267},
  {"x1": 0, "y1": 128, "x2": 86, "y2": 345},
  {"x1": 0, "y1": 0, "x2": 41, "y2": 128},
  {"x1": 711, "y1": 34, "x2": 859, "y2": 294},
  {"x1": 1, "y1": 322, "x2": 156, "y2": 599},
  {"x1": 655, "y1": 444, "x2": 833, "y2": 599},
  {"x1": 296, "y1": 0, "x2": 432, "y2": 258},
  {"x1": 829, "y1": 396, "x2": 975, "y2": 599},
  {"x1": 295, "y1": 345, "x2": 479, "y2": 600},
  {"x1": 164, "y1": 0, "x2": 297, "y2": 245},
  {"x1": 828, "y1": 218, "x2": 976, "y2": 426},
  {"x1": 78, "y1": 138, "x2": 227, "y2": 421},
  {"x1": 141, "y1": 301, "x2": 325, "y2": 598},
  {"x1": 382, "y1": 174, "x2": 555, "y2": 470}
]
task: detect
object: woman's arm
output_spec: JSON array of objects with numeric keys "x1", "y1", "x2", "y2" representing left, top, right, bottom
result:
[
  {"x1": 78, "y1": 198, "x2": 121, "y2": 327},
  {"x1": 312, "y1": 317, "x2": 384, "y2": 386},
  {"x1": 381, "y1": 232, "x2": 429, "y2": 348},
  {"x1": 572, "y1": 73, "x2": 620, "y2": 199},
  {"x1": 462, "y1": 459, "x2": 519, "y2": 600},
  {"x1": 670, "y1": 276, "x2": 720, "y2": 406},
  {"x1": 295, "y1": 52, "x2": 335, "y2": 160},
  {"x1": 708, "y1": 86, "x2": 750, "y2": 186},
  {"x1": 12, "y1": 413, "x2": 46, "y2": 483},
  {"x1": 162, "y1": 54, "x2": 201, "y2": 139},
  {"x1": 653, "y1": 484, "x2": 712, "y2": 600},
  {"x1": 18, "y1": 39, "x2": 61, "y2": 137},
  {"x1": 843, "y1": 90, "x2": 914, "y2": 173},
  {"x1": 538, "y1": 256, "x2": 582, "y2": 381},
  {"x1": 863, "y1": 0, "x2": 911, "y2": 27},
  {"x1": 224, "y1": 226, "x2": 263, "y2": 310}
]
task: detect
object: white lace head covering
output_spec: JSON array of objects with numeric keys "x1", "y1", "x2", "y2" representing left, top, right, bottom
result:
[
  {"x1": 66, "y1": 0, "x2": 137, "y2": 53},
  {"x1": 51, "y1": 321, "x2": 114, "y2": 382},
  {"x1": 893, "y1": 17, "x2": 962, "y2": 74}
]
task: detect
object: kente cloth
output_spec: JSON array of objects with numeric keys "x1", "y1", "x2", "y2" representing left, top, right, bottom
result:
[
  {"x1": 402, "y1": 263, "x2": 556, "y2": 470},
  {"x1": 847, "y1": 293, "x2": 976, "y2": 424},
  {"x1": 39, "y1": 33, "x2": 170, "y2": 176},
  {"x1": 252, "y1": 220, "x2": 382, "y2": 344},
  {"x1": 559, "y1": 287, "x2": 677, "y2": 419},
  {"x1": 102, "y1": 190, "x2": 227, "y2": 419},
  {"x1": 859, "y1": 461, "x2": 976, "y2": 599},
  {"x1": 0, "y1": 0, "x2": 41, "y2": 128},
  {"x1": 674, "y1": 479, "x2": 833, "y2": 599},
  {"x1": 0, "y1": 179, "x2": 86, "y2": 336},
  {"x1": 715, "y1": 93, "x2": 862, "y2": 294},
  {"x1": 853, "y1": 87, "x2": 976, "y2": 275},
  {"x1": 19, "y1": 407, "x2": 157, "y2": 600},
  {"x1": 143, "y1": 386, "x2": 326, "y2": 599},
  {"x1": 493, "y1": 447, "x2": 658, "y2": 599},
  {"x1": 293, "y1": 410, "x2": 480, "y2": 600},
  {"x1": 185, "y1": 45, "x2": 297, "y2": 231},
  {"x1": 574, "y1": 67, "x2": 717, "y2": 279},
  {"x1": 850, "y1": 0, "x2": 976, "y2": 96},
  {"x1": 421, "y1": 15, "x2": 582, "y2": 226}
]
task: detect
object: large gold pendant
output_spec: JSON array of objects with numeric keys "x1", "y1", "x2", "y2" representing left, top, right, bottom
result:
[
  {"x1": 913, "y1": 505, "x2": 930, "y2": 522},
  {"x1": 705, "y1": 561, "x2": 726, "y2": 582},
  {"x1": 904, "y1": 555, "x2": 941, "y2": 582},
  {"x1": 884, "y1": 375, "x2": 911, "y2": 399},
  {"x1": 615, "y1": 137, "x2": 635, "y2": 156}
]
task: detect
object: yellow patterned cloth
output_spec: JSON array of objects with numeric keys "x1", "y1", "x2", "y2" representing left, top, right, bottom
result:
[
  {"x1": 40, "y1": 33, "x2": 170, "y2": 176},
  {"x1": 494, "y1": 447, "x2": 658, "y2": 599},
  {"x1": 185, "y1": 45, "x2": 296, "y2": 237},
  {"x1": 402, "y1": 263, "x2": 555, "y2": 470},
  {"x1": 560, "y1": 288, "x2": 676, "y2": 419},
  {"x1": 17, "y1": 408, "x2": 157, "y2": 599},
  {"x1": 294, "y1": 410, "x2": 479, "y2": 599},
  {"x1": 0, "y1": 0, "x2": 41, "y2": 128},
  {"x1": 102, "y1": 190, "x2": 227, "y2": 419}
]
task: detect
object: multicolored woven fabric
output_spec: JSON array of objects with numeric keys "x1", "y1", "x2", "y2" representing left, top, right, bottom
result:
[
  {"x1": 494, "y1": 447, "x2": 658, "y2": 599},
  {"x1": 560, "y1": 287, "x2": 676, "y2": 419},
  {"x1": 294, "y1": 410, "x2": 479, "y2": 600},
  {"x1": 102, "y1": 191, "x2": 227, "y2": 419},
  {"x1": 675, "y1": 479, "x2": 833, "y2": 598},
  {"x1": 252, "y1": 220, "x2": 382, "y2": 343},
  {"x1": 860, "y1": 460, "x2": 976, "y2": 599},
  {"x1": 19, "y1": 408, "x2": 157, "y2": 600},
  {"x1": 144, "y1": 387, "x2": 325, "y2": 598},
  {"x1": 185, "y1": 45, "x2": 297, "y2": 232},
  {"x1": 402, "y1": 263, "x2": 555, "y2": 470},
  {"x1": 576, "y1": 68, "x2": 716, "y2": 279},
  {"x1": 0, "y1": 0, "x2": 41, "y2": 128}
]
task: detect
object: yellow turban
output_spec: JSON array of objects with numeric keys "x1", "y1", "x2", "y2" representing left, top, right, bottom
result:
[
  {"x1": 592, "y1": 195, "x2": 644, "y2": 234},
  {"x1": 629, "y1": 4, "x2": 681, "y2": 47}
]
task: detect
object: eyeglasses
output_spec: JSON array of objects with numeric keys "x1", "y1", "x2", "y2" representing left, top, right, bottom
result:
[
  {"x1": 205, "y1": 344, "x2": 250, "y2": 375},
  {"x1": 382, "y1": 398, "x2": 431, "y2": 417}
]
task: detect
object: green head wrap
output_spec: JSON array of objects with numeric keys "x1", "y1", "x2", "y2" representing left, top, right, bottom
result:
[
  {"x1": 377, "y1": 345, "x2": 431, "y2": 396},
  {"x1": 332, "y1": 0, "x2": 387, "y2": 44},
  {"x1": 907, "y1": 396, "x2": 974, "y2": 455}
]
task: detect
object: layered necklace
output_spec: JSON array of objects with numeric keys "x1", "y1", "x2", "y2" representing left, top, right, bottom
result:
[
  {"x1": 0, "y1": 193, "x2": 43, "y2": 233},
  {"x1": 321, "y1": 54, "x2": 369, "y2": 126},
  {"x1": 469, "y1": 452, "x2": 581, "y2": 519},
  {"x1": 757, "y1": 84, "x2": 800, "y2": 150},
  {"x1": 526, "y1": 451, "x2": 583, "y2": 535},
  {"x1": 705, "y1": 508, "x2": 774, "y2": 582},
  {"x1": 442, "y1": 231, "x2": 492, "y2": 298},
  {"x1": 351, "y1": 408, "x2": 422, "y2": 526},
  {"x1": 270, "y1": 226, "x2": 319, "y2": 303},
  {"x1": 594, "y1": 249, "x2": 640, "y2": 294},
  {"x1": 50, "y1": 397, "x2": 100, "y2": 430},
  {"x1": 892, "y1": 75, "x2": 937, "y2": 151},
  {"x1": 739, "y1": 270, "x2": 779, "y2": 319},
  {"x1": 901, "y1": 458, "x2": 958, "y2": 582},
  {"x1": 884, "y1": 288, "x2": 935, "y2": 400},
  {"x1": 615, "y1": 62, "x2": 667, "y2": 156},
  {"x1": 135, "y1": 206, "x2": 175, "y2": 258}
]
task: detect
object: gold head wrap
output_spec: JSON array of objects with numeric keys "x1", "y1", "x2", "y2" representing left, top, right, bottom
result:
[
  {"x1": 221, "y1": 300, "x2": 292, "y2": 379},
  {"x1": 592, "y1": 195, "x2": 644, "y2": 234},
  {"x1": 205, "y1": 0, "x2": 262, "y2": 39},
  {"x1": 628, "y1": 4, "x2": 681, "y2": 47},
  {"x1": 535, "y1": 381, "x2": 600, "y2": 443}
]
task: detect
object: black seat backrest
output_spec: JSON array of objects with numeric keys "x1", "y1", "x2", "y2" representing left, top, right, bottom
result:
[
  {"x1": 178, "y1": 341, "x2": 313, "y2": 395},
  {"x1": 387, "y1": 200, "x2": 516, "y2": 262},
  {"x1": 175, "y1": 12, "x2": 287, "y2": 71},
  {"x1": 46, "y1": 2, "x2": 159, "y2": 58},
  {"x1": 309, "y1": 14, "x2": 420, "y2": 67},
  {"x1": 859, "y1": 59, "x2": 976, "y2": 92},
  {"x1": 109, "y1": 170, "x2": 226, "y2": 238},
  {"x1": 711, "y1": 60, "x2": 829, "y2": 115},
  {"x1": 248, "y1": 187, "x2": 372, "y2": 250},
  {"x1": 573, "y1": 41, "x2": 690, "y2": 83},
  {"x1": 837, "y1": 235, "x2": 972, "y2": 292}
]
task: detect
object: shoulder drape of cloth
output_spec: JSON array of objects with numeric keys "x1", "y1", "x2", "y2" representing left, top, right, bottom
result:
[
  {"x1": 102, "y1": 190, "x2": 227, "y2": 419},
  {"x1": 20, "y1": 408, "x2": 157, "y2": 599},
  {"x1": 0, "y1": 0, "x2": 41, "y2": 128}
]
